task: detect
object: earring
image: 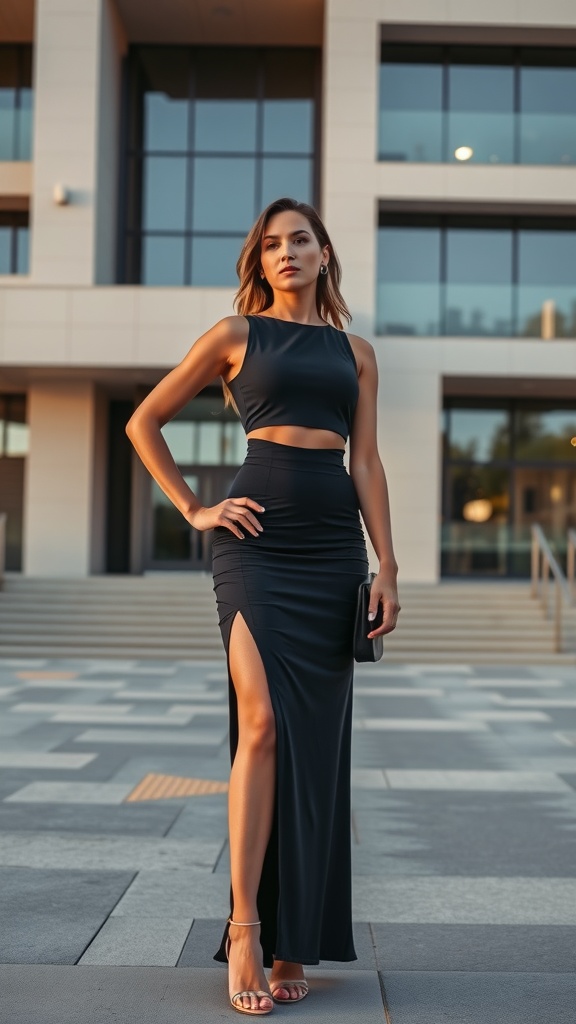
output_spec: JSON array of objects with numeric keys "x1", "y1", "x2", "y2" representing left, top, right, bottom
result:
[{"x1": 319, "y1": 264, "x2": 328, "y2": 276}]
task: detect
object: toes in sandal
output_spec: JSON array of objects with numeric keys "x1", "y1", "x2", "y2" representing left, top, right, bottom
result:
[
  {"x1": 225, "y1": 918, "x2": 274, "y2": 1017},
  {"x1": 269, "y1": 979, "x2": 309, "y2": 1004}
]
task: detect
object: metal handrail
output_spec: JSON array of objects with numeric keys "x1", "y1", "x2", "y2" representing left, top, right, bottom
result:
[
  {"x1": 0, "y1": 513, "x2": 6, "y2": 590},
  {"x1": 530, "y1": 524, "x2": 570, "y2": 652},
  {"x1": 568, "y1": 529, "x2": 576, "y2": 605}
]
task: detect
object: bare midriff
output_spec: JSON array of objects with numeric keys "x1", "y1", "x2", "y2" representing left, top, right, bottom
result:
[{"x1": 246, "y1": 425, "x2": 345, "y2": 450}]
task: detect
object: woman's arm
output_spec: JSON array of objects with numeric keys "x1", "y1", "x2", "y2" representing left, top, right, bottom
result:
[
  {"x1": 347, "y1": 334, "x2": 400, "y2": 637},
  {"x1": 125, "y1": 316, "x2": 264, "y2": 540}
]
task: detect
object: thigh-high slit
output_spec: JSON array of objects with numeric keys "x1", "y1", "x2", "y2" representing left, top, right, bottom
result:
[{"x1": 211, "y1": 438, "x2": 368, "y2": 967}]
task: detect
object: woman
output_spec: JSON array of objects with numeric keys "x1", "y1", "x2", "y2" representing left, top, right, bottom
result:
[{"x1": 126, "y1": 197, "x2": 400, "y2": 1016}]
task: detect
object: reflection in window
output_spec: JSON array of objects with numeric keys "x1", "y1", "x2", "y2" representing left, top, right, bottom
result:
[
  {"x1": 160, "y1": 395, "x2": 245, "y2": 467},
  {"x1": 379, "y1": 43, "x2": 576, "y2": 166},
  {"x1": 0, "y1": 395, "x2": 28, "y2": 457},
  {"x1": 0, "y1": 216, "x2": 29, "y2": 275},
  {"x1": 445, "y1": 229, "x2": 513, "y2": 336},
  {"x1": 123, "y1": 46, "x2": 318, "y2": 286},
  {"x1": 514, "y1": 409, "x2": 576, "y2": 461},
  {"x1": 442, "y1": 399, "x2": 576, "y2": 577},
  {"x1": 448, "y1": 62, "x2": 514, "y2": 165},
  {"x1": 377, "y1": 214, "x2": 576, "y2": 338},
  {"x1": 0, "y1": 46, "x2": 33, "y2": 161},
  {"x1": 376, "y1": 225, "x2": 440, "y2": 334},
  {"x1": 448, "y1": 409, "x2": 510, "y2": 462}
]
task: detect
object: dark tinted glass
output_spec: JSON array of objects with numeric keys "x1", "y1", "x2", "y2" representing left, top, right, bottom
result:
[
  {"x1": 379, "y1": 43, "x2": 576, "y2": 166},
  {"x1": 142, "y1": 156, "x2": 187, "y2": 230},
  {"x1": 263, "y1": 100, "x2": 313, "y2": 153},
  {"x1": 261, "y1": 156, "x2": 312, "y2": 208},
  {"x1": 195, "y1": 100, "x2": 257, "y2": 152},
  {"x1": 141, "y1": 235, "x2": 186, "y2": 285},
  {"x1": 378, "y1": 63, "x2": 442, "y2": 162},
  {"x1": 445, "y1": 228, "x2": 513, "y2": 335},
  {"x1": 193, "y1": 157, "x2": 256, "y2": 232},
  {"x1": 377, "y1": 226, "x2": 441, "y2": 334},
  {"x1": 191, "y1": 235, "x2": 242, "y2": 286},
  {"x1": 517, "y1": 230, "x2": 576, "y2": 337},
  {"x1": 16, "y1": 226, "x2": 29, "y2": 274},
  {"x1": 139, "y1": 48, "x2": 191, "y2": 152},
  {"x1": 0, "y1": 227, "x2": 11, "y2": 273},
  {"x1": 123, "y1": 46, "x2": 318, "y2": 285},
  {"x1": 520, "y1": 67, "x2": 576, "y2": 164},
  {"x1": 448, "y1": 65, "x2": 514, "y2": 164},
  {"x1": 515, "y1": 408, "x2": 576, "y2": 461},
  {"x1": 448, "y1": 408, "x2": 510, "y2": 461}
]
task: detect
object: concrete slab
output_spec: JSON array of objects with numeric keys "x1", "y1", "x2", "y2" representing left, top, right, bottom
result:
[
  {"x1": 0, "y1": 802, "x2": 183, "y2": 837},
  {"x1": 79, "y1": 917, "x2": 193, "y2": 966},
  {"x1": 382, "y1": 969, "x2": 576, "y2": 1024},
  {"x1": 10, "y1": 703, "x2": 134, "y2": 714},
  {"x1": 0, "y1": 867, "x2": 134, "y2": 964},
  {"x1": 371, "y1": 922, "x2": 576, "y2": 973},
  {"x1": 383, "y1": 770, "x2": 572, "y2": 791},
  {"x1": 51, "y1": 712, "x2": 195, "y2": 725},
  {"x1": 0, "y1": 833, "x2": 223, "y2": 871},
  {"x1": 354, "y1": 687, "x2": 445, "y2": 696},
  {"x1": 72, "y1": 728, "x2": 227, "y2": 746},
  {"x1": 5, "y1": 782, "x2": 135, "y2": 804},
  {"x1": 352, "y1": 877, "x2": 576, "y2": 923},
  {"x1": 356, "y1": 719, "x2": 488, "y2": 731},
  {"x1": 111, "y1": 871, "x2": 230, "y2": 918},
  {"x1": 0, "y1": 964, "x2": 385, "y2": 1024},
  {"x1": 112, "y1": 691, "x2": 225, "y2": 701},
  {"x1": 0, "y1": 752, "x2": 96, "y2": 769},
  {"x1": 455, "y1": 710, "x2": 551, "y2": 721}
]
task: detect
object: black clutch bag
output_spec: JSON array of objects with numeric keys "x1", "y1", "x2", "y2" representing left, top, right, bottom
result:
[{"x1": 354, "y1": 572, "x2": 384, "y2": 662}]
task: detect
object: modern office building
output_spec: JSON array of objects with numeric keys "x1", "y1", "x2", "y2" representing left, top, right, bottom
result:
[{"x1": 1, "y1": 0, "x2": 576, "y2": 582}]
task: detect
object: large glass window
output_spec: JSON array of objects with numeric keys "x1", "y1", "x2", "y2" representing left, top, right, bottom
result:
[
  {"x1": 146, "y1": 392, "x2": 245, "y2": 569},
  {"x1": 0, "y1": 46, "x2": 33, "y2": 161},
  {"x1": 379, "y1": 43, "x2": 576, "y2": 166},
  {"x1": 0, "y1": 214, "x2": 29, "y2": 275},
  {"x1": 122, "y1": 46, "x2": 318, "y2": 286},
  {"x1": 377, "y1": 213, "x2": 576, "y2": 337},
  {"x1": 442, "y1": 399, "x2": 576, "y2": 577}
]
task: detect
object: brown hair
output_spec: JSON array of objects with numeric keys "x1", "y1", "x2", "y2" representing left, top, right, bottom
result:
[{"x1": 222, "y1": 197, "x2": 351, "y2": 411}]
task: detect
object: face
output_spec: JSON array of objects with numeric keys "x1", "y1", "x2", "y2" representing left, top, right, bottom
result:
[{"x1": 259, "y1": 210, "x2": 329, "y2": 292}]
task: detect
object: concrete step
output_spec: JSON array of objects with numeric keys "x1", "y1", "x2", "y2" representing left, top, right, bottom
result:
[{"x1": 1, "y1": 574, "x2": 574, "y2": 663}]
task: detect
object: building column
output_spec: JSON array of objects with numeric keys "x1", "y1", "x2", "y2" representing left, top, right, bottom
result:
[
  {"x1": 30, "y1": 0, "x2": 126, "y2": 285},
  {"x1": 23, "y1": 381, "x2": 99, "y2": 576}
]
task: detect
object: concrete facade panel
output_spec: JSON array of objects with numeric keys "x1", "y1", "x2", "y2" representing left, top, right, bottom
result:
[
  {"x1": 24, "y1": 382, "x2": 97, "y2": 575},
  {"x1": 3, "y1": 325, "x2": 68, "y2": 363}
]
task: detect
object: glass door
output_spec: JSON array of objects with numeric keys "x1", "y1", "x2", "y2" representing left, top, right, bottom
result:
[{"x1": 143, "y1": 390, "x2": 246, "y2": 571}]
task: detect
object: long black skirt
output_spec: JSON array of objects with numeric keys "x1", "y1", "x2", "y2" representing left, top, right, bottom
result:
[{"x1": 211, "y1": 438, "x2": 368, "y2": 967}]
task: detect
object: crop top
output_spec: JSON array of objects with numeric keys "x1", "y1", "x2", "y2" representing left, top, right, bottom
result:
[{"x1": 226, "y1": 315, "x2": 359, "y2": 442}]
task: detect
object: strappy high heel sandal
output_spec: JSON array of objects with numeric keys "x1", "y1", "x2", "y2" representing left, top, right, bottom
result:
[
  {"x1": 225, "y1": 918, "x2": 274, "y2": 1017},
  {"x1": 269, "y1": 978, "x2": 309, "y2": 1004}
]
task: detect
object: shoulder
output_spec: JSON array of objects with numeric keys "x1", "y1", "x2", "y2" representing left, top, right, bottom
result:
[
  {"x1": 343, "y1": 332, "x2": 376, "y2": 376},
  {"x1": 208, "y1": 315, "x2": 250, "y2": 345}
]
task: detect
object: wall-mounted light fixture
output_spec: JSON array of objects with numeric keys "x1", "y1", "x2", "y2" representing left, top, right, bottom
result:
[{"x1": 53, "y1": 183, "x2": 70, "y2": 206}]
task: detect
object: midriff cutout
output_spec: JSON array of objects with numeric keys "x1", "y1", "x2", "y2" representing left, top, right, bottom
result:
[{"x1": 246, "y1": 425, "x2": 346, "y2": 450}]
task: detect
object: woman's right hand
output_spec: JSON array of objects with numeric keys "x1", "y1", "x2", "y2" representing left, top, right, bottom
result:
[{"x1": 186, "y1": 498, "x2": 265, "y2": 539}]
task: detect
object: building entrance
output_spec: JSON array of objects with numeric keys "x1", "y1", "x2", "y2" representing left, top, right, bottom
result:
[
  {"x1": 442, "y1": 399, "x2": 576, "y2": 576},
  {"x1": 143, "y1": 391, "x2": 245, "y2": 572}
]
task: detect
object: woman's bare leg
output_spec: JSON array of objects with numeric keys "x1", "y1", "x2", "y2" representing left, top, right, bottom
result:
[{"x1": 227, "y1": 612, "x2": 276, "y2": 1013}]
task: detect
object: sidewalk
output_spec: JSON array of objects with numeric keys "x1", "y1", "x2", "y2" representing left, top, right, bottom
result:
[{"x1": 1, "y1": 656, "x2": 576, "y2": 1023}]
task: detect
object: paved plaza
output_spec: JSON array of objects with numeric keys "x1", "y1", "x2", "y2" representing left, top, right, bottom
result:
[{"x1": 1, "y1": 657, "x2": 576, "y2": 1022}]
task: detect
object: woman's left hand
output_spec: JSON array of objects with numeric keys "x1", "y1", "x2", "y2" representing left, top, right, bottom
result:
[{"x1": 367, "y1": 570, "x2": 401, "y2": 638}]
